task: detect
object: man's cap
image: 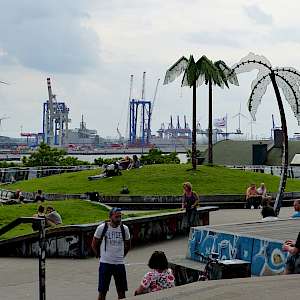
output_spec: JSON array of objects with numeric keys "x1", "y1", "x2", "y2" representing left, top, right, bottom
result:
[{"x1": 109, "y1": 207, "x2": 122, "y2": 216}]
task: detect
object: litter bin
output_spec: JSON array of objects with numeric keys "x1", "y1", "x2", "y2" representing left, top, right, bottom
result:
[
  {"x1": 196, "y1": 157, "x2": 205, "y2": 165},
  {"x1": 87, "y1": 192, "x2": 100, "y2": 202}
]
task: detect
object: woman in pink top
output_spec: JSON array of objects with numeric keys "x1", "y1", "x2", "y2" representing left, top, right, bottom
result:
[{"x1": 134, "y1": 251, "x2": 175, "y2": 295}]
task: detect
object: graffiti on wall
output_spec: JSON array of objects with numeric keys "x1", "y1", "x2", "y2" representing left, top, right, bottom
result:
[
  {"x1": 2, "y1": 235, "x2": 81, "y2": 258},
  {"x1": 187, "y1": 228, "x2": 288, "y2": 276},
  {"x1": 0, "y1": 210, "x2": 211, "y2": 258}
]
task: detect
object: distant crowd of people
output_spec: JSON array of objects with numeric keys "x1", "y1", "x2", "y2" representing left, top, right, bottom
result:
[{"x1": 89, "y1": 155, "x2": 141, "y2": 181}]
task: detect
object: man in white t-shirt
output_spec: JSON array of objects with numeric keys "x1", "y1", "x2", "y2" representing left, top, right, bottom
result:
[{"x1": 92, "y1": 208, "x2": 130, "y2": 300}]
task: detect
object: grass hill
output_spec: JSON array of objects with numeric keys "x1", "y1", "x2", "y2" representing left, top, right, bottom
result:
[{"x1": 6, "y1": 164, "x2": 300, "y2": 195}]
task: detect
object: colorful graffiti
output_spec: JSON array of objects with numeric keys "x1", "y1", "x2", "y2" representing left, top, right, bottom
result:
[{"x1": 187, "y1": 228, "x2": 288, "y2": 276}]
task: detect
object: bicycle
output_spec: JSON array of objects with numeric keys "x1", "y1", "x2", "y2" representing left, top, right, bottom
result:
[{"x1": 194, "y1": 251, "x2": 219, "y2": 281}]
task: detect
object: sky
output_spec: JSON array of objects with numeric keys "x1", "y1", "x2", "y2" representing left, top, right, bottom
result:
[{"x1": 1, "y1": 0, "x2": 300, "y2": 140}]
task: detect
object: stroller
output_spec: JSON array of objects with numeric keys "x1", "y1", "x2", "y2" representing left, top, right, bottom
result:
[{"x1": 88, "y1": 163, "x2": 121, "y2": 180}]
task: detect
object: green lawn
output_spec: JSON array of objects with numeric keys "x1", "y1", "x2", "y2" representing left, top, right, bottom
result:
[
  {"x1": 6, "y1": 164, "x2": 300, "y2": 195},
  {"x1": 0, "y1": 199, "x2": 177, "y2": 240},
  {"x1": 0, "y1": 200, "x2": 110, "y2": 240}
]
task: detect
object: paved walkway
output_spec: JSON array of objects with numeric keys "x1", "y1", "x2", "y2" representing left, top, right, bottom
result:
[{"x1": 0, "y1": 208, "x2": 295, "y2": 300}]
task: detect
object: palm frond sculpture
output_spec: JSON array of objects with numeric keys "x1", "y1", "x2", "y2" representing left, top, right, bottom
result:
[
  {"x1": 230, "y1": 52, "x2": 300, "y2": 214},
  {"x1": 164, "y1": 55, "x2": 238, "y2": 168}
]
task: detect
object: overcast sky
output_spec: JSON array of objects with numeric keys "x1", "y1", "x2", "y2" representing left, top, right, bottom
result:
[{"x1": 1, "y1": 0, "x2": 300, "y2": 140}]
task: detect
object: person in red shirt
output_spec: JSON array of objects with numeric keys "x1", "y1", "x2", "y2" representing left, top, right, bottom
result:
[{"x1": 134, "y1": 251, "x2": 175, "y2": 296}]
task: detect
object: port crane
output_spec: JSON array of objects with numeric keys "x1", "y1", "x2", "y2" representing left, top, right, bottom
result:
[
  {"x1": 0, "y1": 116, "x2": 10, "y2": 129},
  {"x1": 128, "y1": 72, "x2": 160, "y2": 145}
]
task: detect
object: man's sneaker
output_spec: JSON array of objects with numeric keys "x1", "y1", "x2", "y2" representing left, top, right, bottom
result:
[{"x1": 251, "y1": 205, "x2": 254, "y2": 209}]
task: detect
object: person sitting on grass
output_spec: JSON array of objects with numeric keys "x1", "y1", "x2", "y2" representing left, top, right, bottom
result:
[
  {"x1": 33, "y1": 205, "x2": 46, "y2": 218},
  {"x1": 128, "y1": 155, "x2": 141, "y2": 170},
  {"x1": 32, "y1": 205, "x2": 47, "y2": 231},
  {"x1": 34, "y1": 190, "x2": 45, "y2": 203},
  {"x1": 282, "y1": 232, "x2": 300, "y2": 274},
  {"x1": 14, "y1": 189, "x2": 24, "y2": 203},
  {"x1": 46, "y1": 206, "x2": 62, "y2": 226},
  {"x1": 134, "y1": 251, "x2": 175, "y2": 296},
  {"x1": 118, "y1": 156, "x2": 132, "y2": 170}
]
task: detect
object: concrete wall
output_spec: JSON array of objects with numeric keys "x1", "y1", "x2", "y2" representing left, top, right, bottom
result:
[
  {"x1": 0, "y1": 207, "x2": 217, "y2": 258},
  {"x1": 1, "y1": 188, "x2": 296, "y2": 208},
  {"x1": 187, "y1": 227, "x2": 288, "y2": 276}
]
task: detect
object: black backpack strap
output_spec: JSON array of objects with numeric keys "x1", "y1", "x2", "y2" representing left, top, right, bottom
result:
[
  {"x1": 100, "y1": 222, "x2": 108, "y2": 252},
  {"x1": 120, "y1": 223, "x2": 126, "y2": 242}
]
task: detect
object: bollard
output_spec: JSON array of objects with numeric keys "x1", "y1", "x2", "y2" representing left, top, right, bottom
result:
[{"x1": 38, "y1": 218, "x2": 46, "y2": 300}]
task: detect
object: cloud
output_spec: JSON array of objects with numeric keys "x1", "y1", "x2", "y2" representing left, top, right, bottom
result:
[
  {"x1": 243, "y1": 4, "x2": 273, "y2": 25},
  {"x1": 186, "y1": 31, "x2": 244, "y2": 48},
  {"x1": 0, "y1": 1, "x2": 101, "y2": 74}
]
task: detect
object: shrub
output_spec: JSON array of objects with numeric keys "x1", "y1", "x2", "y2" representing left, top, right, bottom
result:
[
  {"x1": 140, "y1": 148, "x2": 180, "y2": 165},
  {"x1": 94, "y1": 157, "x2": 122, "y2": 166}
]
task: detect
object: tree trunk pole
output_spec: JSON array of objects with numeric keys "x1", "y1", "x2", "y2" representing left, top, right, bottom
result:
[
  {"x1": 192, "y1": 82, "x2": 197, "y2": 170},
  {"x1": 208, "y1": 79, "x2": 213, "y2": 164},
  {"x1": 270, "y1": 71, "x2": 288, "y2": 216}
]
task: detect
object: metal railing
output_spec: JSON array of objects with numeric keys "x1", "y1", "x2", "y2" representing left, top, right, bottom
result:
[
  {"x1": 0, "y1": 165, "x2": 97, "y2": 183},
  {"x1": 227, "y1": 165, "x2": 298, "y2": 179},
  {"x1": 0, "y1": 217, "x2": 46, "y2": 300}
]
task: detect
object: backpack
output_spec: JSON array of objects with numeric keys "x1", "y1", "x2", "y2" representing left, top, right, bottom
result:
[{"x1": 100, "y1": 221, "x2": 126, "y2": 252}]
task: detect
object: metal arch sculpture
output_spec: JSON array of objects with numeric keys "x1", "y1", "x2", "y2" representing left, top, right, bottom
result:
[{"x1": 229, "y1": 52, "x2": 300, "y2": 215}]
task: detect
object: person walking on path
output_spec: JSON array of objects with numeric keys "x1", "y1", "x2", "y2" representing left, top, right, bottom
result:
[
  {"x1": 92, "y1": 208, "x2": 131, "y2": 300},
  {"x1": 134, "y1": 251, "x2": 175, "y2": 296},
  {"x1": 182, "y1": 182, "x2": 199, "y2": 231}
]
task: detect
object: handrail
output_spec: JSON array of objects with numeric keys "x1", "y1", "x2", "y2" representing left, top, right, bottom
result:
[{"x1": 0, "y1": 217, "x2": 46, "y2": 300}]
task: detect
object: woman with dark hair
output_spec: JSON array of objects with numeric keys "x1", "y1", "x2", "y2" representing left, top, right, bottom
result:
[
  {"x1": 261, "y1": 206, "x2": 278, "y2": 221},
  {"x1": 134, "y1": 251, "x2": 175, "y2": 295}
]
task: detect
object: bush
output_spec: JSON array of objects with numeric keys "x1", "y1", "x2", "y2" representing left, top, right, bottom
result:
[
  {"x1": 140, "y1": 148, "x2": 180, "y2": 165},
  {"x1": 22, "y1": 143, "x2": 90, "y2": 166},
  {"x1": 60, "y1": 156, "x2": 90, "y2": 166},
  {"x1": 186, "y1": 149, "x2": 204, "y2": 163},
  {"x1": 0, "y1": 161, "x2": 19, "y2": 168},
  {"x1": 94, "y1": 157, "x2": 122, "y2": 166}
]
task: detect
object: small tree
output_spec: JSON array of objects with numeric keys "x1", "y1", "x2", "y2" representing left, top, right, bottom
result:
[
  {"x1": 140, "y1": 148, "x2": 180, "y2": 165},
  {"x1": 22, "y1": 143, "x2": 67, "y2": 166}
]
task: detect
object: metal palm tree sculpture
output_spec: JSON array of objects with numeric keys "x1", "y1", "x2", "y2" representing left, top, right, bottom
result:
[
  {"x1": 207, "y1": 60, "x2": 239, "y2": 164},
  {"x1": 164, "y1": 55, "x2": 238, "y2": 169},
  {"x1": 230, "y1": 52, "x2": 300, "y2": 215}
]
